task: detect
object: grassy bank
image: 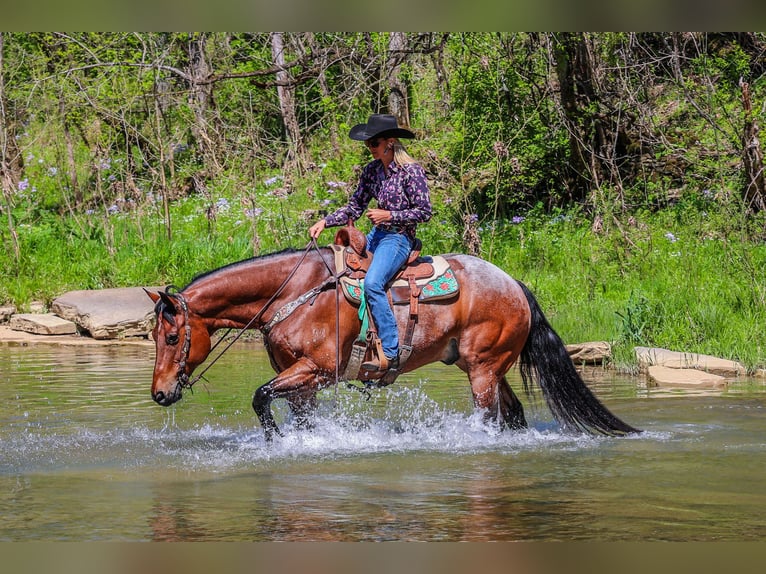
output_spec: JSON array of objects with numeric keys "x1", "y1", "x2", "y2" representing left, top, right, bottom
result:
[{"x1": 2, "y1": 186, "x2": 765, "y2": 371}]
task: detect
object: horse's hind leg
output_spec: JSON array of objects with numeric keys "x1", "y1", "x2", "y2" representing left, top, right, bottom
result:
[
  {"x1": 466, "y1": 363, "x2": 526, "y2": 431},
  {"x1": 498, "y1": 376, "x2": 526, "y2": 430},
  {"x1": 286, "y1": 391, "x2": 319, "y2": 430}
]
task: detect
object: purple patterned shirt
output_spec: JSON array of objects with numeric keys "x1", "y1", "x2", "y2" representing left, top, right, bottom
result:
[{"x1": 324, "y1": 159, "x2": 431, "y2": 241}]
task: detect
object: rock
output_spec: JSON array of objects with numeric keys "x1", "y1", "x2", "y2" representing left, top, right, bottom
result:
[
  {"x1": 635, "y1": 346, "x2": 745, "y2": 377},
  {"x1": 29, "y1": 300, "x2": 47, "y2": 313},
  {"x1": 9, "y1": 313, "x2": 78, "y2": 335},
  {"x1": 567, "y1": 341, "x2": 611, "y2": 364},
  {"x1": 51, "y1": 287, "x2": 164, "y2": 340},
  {"x1": 0, "y1": 305, "x2": 16, "y2": 323},
  {"x1": 647, "y1": 365, "x2": 728, "y2": 389}
]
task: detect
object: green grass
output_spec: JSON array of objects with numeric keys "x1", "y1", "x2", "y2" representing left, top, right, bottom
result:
[{"x1": 486, "y1": 207, "x2": 766, "y2": 371}]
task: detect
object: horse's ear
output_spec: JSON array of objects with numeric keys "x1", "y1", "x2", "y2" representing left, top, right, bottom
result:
[
  {"x1": 157, "y1": 291, "x2": 178, "y2": 314},
  {"x1": 144, "y1": 288, "x2": 161, "y2": 304}
]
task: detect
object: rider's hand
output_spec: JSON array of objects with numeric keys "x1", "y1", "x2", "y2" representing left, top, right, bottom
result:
[
  {"x1": 309, "y1": 219, "x2": 326, "y2": 239},
  {"x1": 367, "y1": 208, "x2": 392, "y2": 226}
]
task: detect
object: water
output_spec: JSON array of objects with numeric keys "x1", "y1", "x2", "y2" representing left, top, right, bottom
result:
[{"x1": 1, "y1": 342, "x2": 764, "y2": 541}]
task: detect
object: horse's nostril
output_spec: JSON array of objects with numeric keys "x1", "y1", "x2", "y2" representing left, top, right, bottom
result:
[{"x1": 154, "y1": 391, "x2": 165, "y2": 404}]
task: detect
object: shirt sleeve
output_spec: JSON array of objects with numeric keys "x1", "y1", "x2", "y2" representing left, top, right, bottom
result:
[
  {"x1": 323, "y1": 162, "x2": 376, "y2": 228},
  {"x1": 389, "y1": 164, "x2": 432, "y2": 225}
]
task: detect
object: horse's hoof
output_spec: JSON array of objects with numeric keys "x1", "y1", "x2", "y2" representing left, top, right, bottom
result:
[{"x1": 262, "y1": 424, "x2": 284, "y2": 443}]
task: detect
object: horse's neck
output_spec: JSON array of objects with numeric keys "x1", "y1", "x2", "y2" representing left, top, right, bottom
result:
[{"x1": 185, "y1": 251, "x2": 325, "y2": 326}]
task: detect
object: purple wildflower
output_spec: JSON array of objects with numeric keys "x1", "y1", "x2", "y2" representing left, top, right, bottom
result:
[
  {"x1": 511, "y1": 216, "x2": 525, "y2": 224},
  {"x1": 215, "y1": 198, "x2": 230, "y2": 211},
  {"x1": 665, "y1": 232, "x2": 677, "y2": 243},
  {"x1": 17, "y1": 179, "x2": 29, "y2": 192}
]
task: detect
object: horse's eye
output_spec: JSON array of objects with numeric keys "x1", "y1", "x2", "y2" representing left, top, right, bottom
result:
[{"x1": 165, "y1": 333, "x2": 179, "y2": 345}]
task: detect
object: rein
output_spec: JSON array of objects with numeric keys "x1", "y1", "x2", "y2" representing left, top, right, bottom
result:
[{"x1": 174, "y1": 240, "x2": 343, "y2": 390}]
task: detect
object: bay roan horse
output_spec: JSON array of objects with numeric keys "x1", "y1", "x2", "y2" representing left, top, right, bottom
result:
[{"x1": 146, "y1": 245, "x2": 639, "y2": 441}]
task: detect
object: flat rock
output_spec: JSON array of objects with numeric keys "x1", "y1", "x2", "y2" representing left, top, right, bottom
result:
[
  {"x1": 51, "y1": 287, "x2": 164, "y2": 340},
  {"x1": 9, "y1": 313, "x2": 78, "y2": 335},
  {"x1": 647, "y1": 365, "x2": 728, "y2": 389},
  {"x1": 635, "y1": 346, "x2": 745, "y2": 377},
  {"x1": 567, "y1": 341, "x2": 611, "y2": 364}
]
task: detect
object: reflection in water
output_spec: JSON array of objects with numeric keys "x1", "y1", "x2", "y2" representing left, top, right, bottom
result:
[{"x1": 1, "y1": 343, "x2": 765, "y2": 541}]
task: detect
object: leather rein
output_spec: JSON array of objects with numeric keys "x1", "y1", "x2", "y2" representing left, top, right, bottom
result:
[{"x1": 168, "y1": 240, "x2": 343, "y2": 391}]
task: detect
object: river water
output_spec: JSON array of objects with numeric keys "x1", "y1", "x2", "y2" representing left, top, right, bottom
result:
[{"x1": 1, "y1": 342, "x2": 764, "y2": 541}]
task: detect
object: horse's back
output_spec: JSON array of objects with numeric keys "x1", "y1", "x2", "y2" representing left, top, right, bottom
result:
[
  {"x1": 445, "y1": 253, "x2": 526, "y2": 298},
  {"x1": 441, "y1": 253, "x2": 530, "y2": 329}
]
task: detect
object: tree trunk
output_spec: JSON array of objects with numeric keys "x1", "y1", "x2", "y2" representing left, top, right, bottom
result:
[
  {"x1": 187, "y1": 33, "x2": 222, "y2": 177},
  {"x1": 271, "y1": 32, "x2": 307, "y2": 171},
  {"x1": 386, "y1": 32, "x2": 410, "y2": 127},
  {"x1": 552, "y1": 32, "x2": 592, "y2": 200},
  {"x1": 551, "y1": 32, "x2": 617, "y2": 202},
  {"x1": 741, "y1": 79, "x2": 766, "y2": 211},
  {"x1": 301, "y1": 33, "x2": 339, "y2": 155},
  {"x1": 59, "y1": 94, "x2": 82, "y2": 208},
  {"x1": 429, "y1": 33, "x2": 450, "y2": 111},
  {"x1": 0, "y1": 32, "x2": 21, "y2": 265}
]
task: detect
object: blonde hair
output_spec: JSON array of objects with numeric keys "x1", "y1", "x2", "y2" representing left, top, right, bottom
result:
[{"x1": 390, "y1": 138, "x2": 417, "y2": 166}]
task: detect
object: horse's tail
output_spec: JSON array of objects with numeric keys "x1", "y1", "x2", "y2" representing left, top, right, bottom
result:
[{"x1": 517, "y1": 281, "x2": 640, "y2": 436}]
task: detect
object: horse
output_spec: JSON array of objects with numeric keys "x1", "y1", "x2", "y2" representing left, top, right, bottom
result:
[{"x1": 146, "y1": 244, "x2": 639, "y2": 441}]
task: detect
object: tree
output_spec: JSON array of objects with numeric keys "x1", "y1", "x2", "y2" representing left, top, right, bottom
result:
[
  {"x1": 551, "y1": 32, "x2": 605, "y2": 201},
  {"x1": 271, "y1": 32, "x2": 307, "y2": 171},
  {"x1": 386, "y1": 32, "x2": 410, "y2": 127},
  {"x1": 741, "y1": 79, "x2": 766, "y2": 211},
  {"x1": 186, "y1": 33, "x2": 223, "y2": 178},
  {"x1": 0, "y1": 32, "x2": 21, "y2": 264}
]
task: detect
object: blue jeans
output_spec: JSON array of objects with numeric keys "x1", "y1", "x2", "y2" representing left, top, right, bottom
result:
[{"x1": 365, "y1": 227, "x2": 412, "y2": 359}]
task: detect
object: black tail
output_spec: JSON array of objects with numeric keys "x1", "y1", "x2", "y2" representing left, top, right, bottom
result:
[{"x1": 517, "y1": 281, "x2": 640, "y2": 436}]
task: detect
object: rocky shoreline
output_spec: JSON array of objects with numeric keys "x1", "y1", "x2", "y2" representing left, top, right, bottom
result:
[{"x1": 1, "y1": 287, "x2": 760, "y2": 390}]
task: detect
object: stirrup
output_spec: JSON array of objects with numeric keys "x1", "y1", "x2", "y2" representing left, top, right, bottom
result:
[{"x1": 360, "y1": 353, "x2": 399, "y2": 373}]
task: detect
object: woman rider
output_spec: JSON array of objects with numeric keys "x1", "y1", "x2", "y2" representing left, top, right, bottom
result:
[{"x1": 309, "y1": 114, "x2": 432, "y2": 372}]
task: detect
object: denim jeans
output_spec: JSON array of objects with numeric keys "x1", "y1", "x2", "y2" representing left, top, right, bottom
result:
[{"x1": 365, "y1": 227, "x2": 412, "y2": 359}]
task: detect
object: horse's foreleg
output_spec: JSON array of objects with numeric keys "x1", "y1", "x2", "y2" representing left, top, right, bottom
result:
[
  {"x1": 253, "y1": 379, "x2": 284, "y2": 442},
  {"x1": 252, "y1": 358, "x2": 322, "y2": 442}
]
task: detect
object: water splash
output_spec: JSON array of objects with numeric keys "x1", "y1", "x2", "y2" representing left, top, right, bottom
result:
[{"x1": 1, "y1": 384, "x2": 642, "y2": 476}]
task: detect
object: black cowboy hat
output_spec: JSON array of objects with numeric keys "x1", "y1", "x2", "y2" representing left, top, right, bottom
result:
[{"x1": 348, "y1": 114, "x2": 415, "y2": 141}]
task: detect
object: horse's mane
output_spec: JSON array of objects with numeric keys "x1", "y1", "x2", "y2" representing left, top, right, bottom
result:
[{"x1": 181, "y1": 247, "x2": 307, "y2": 291}]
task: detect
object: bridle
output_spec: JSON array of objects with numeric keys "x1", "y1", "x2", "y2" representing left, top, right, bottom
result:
[
  {"x1": 170, "y1": 291, "x2": 193, "y2": 388},
  {"x1": 162, "y1": 240, "x2": 342, "y2": 391}
]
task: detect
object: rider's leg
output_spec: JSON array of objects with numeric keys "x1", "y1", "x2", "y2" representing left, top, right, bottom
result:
[{"x1": 362, "y1": 229, "x2": 411, "y2": 368}]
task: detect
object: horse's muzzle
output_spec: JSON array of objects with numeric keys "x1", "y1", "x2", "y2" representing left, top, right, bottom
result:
[{"x1": 152, "y1": 383, "x2": 183, "y2": 406}]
